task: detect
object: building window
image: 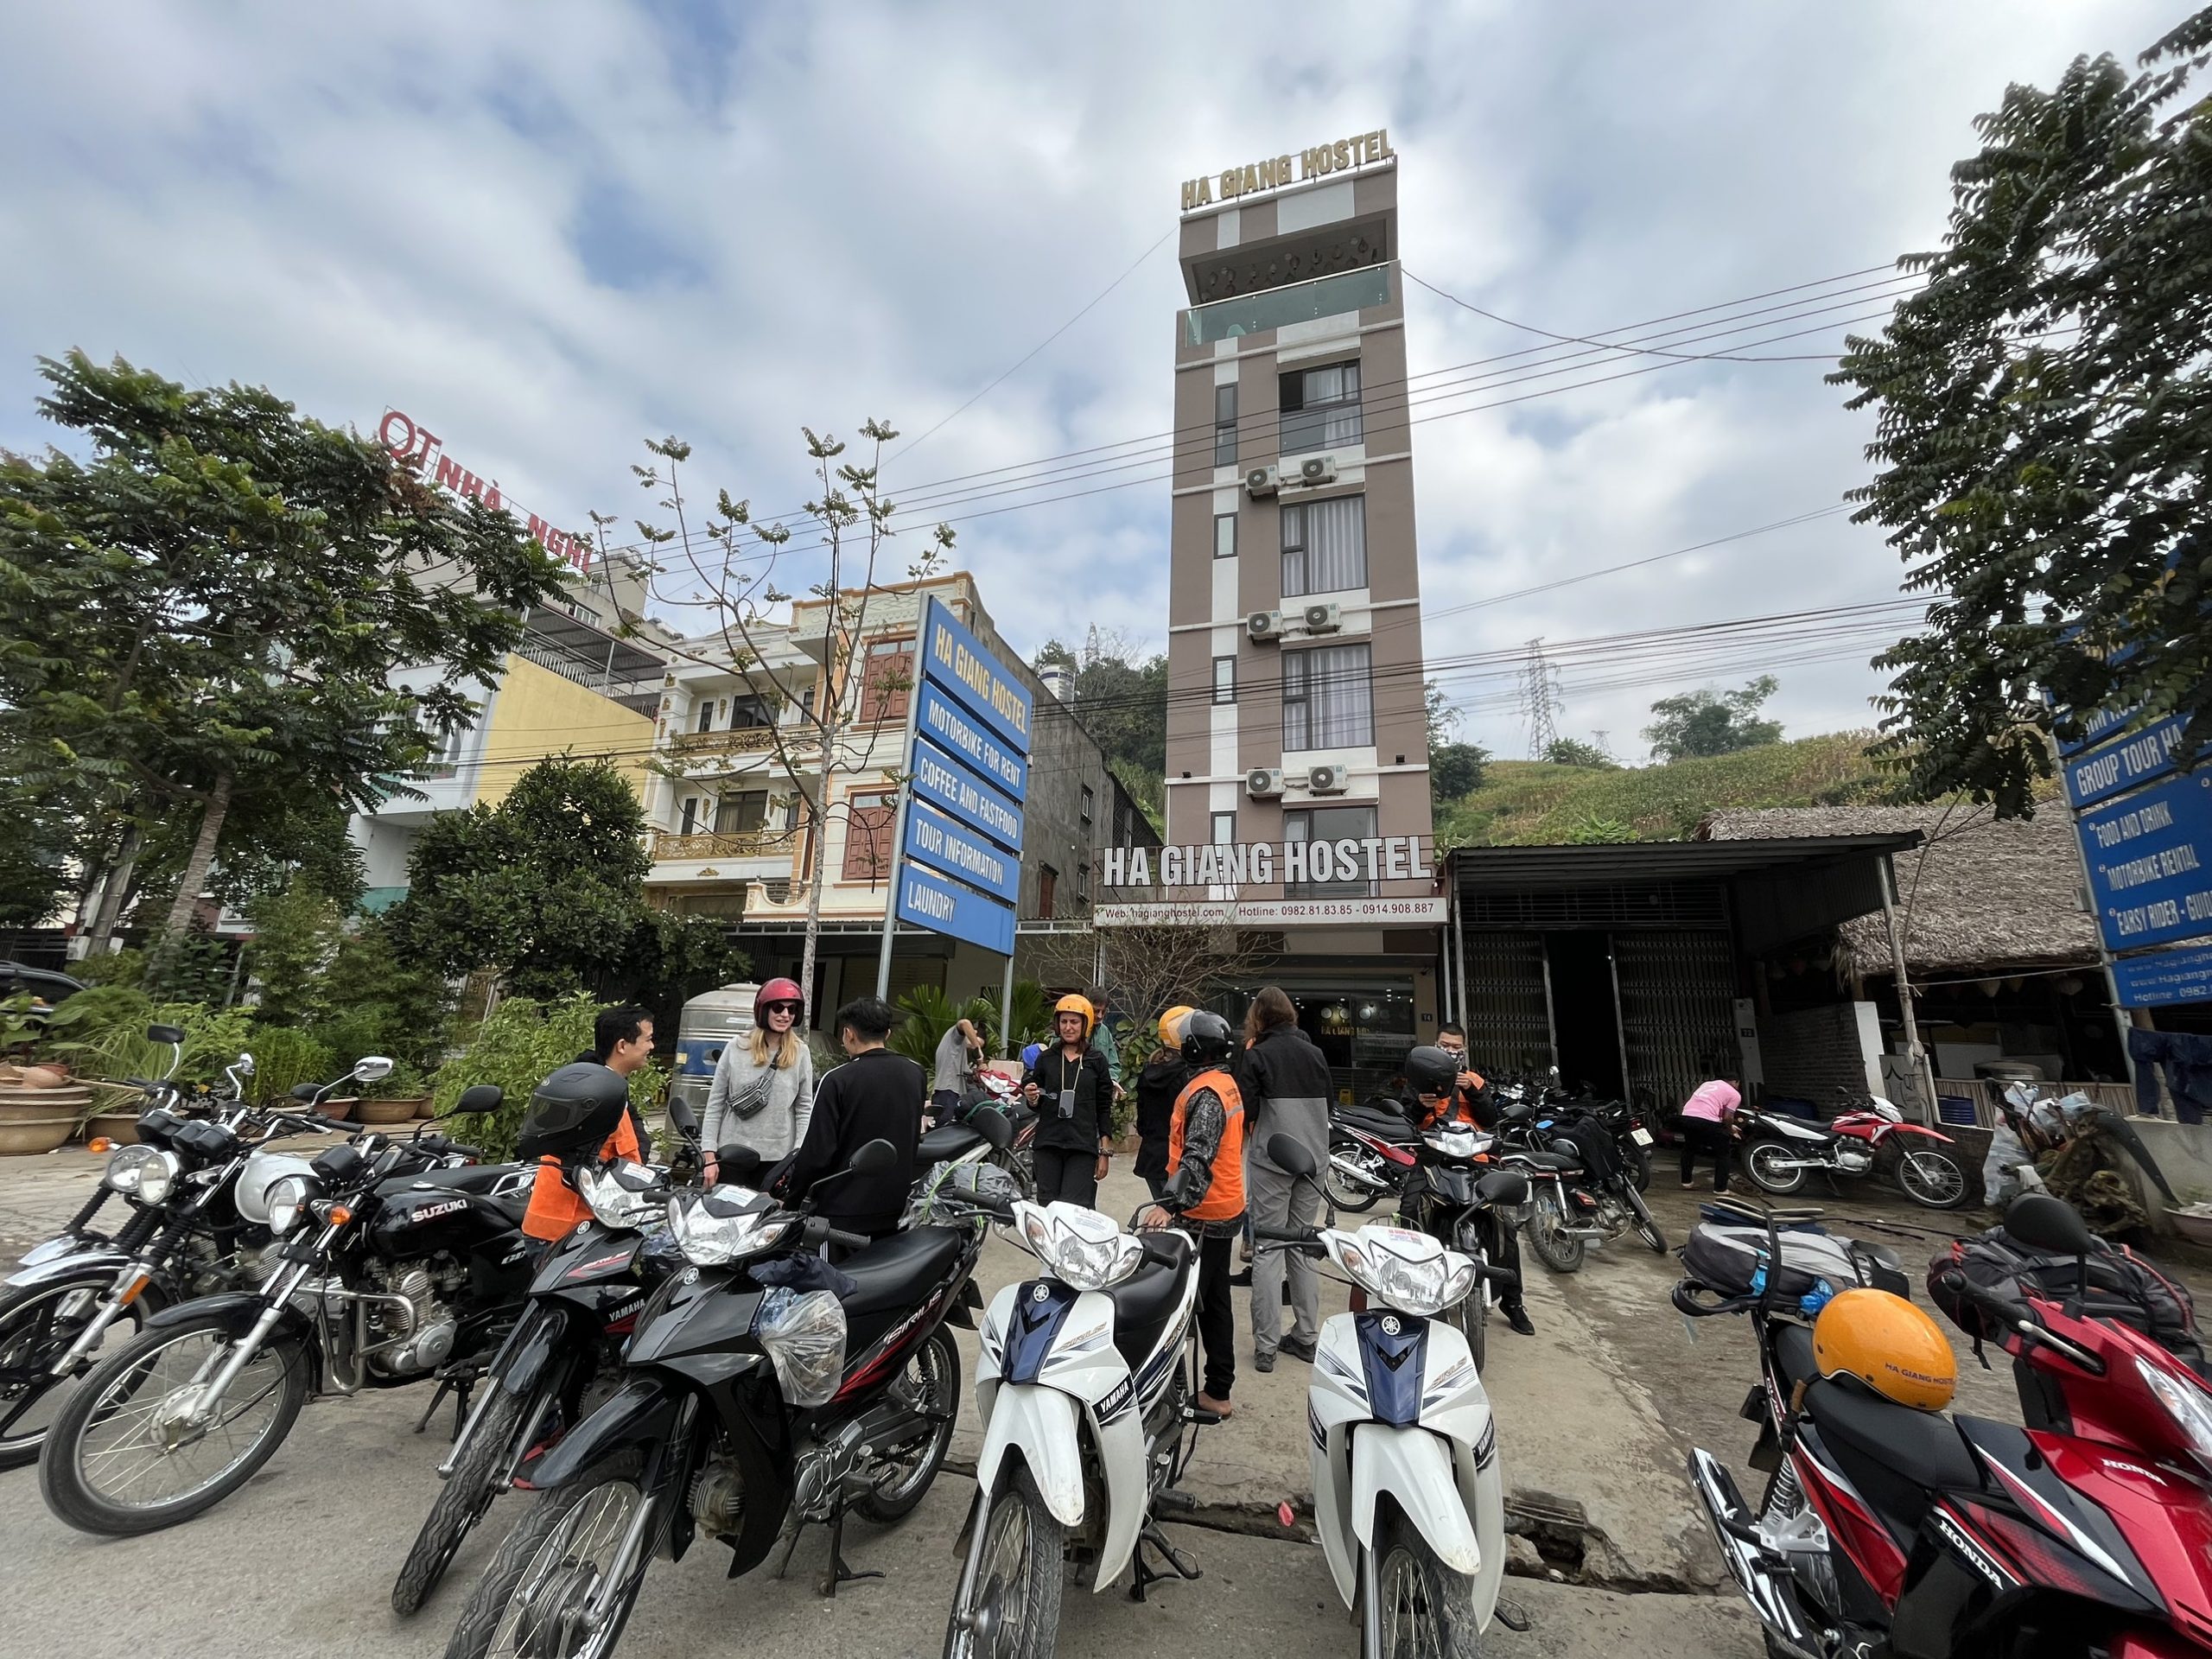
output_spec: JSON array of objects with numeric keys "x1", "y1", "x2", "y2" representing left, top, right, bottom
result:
[
  {"x1": 1281, "y1": 642, "x2": 1374, "y2": 750},
  {"x1": 728, "y1": 691, "x2": 776, "y2": 729},
  {"x1": 1214, "y1": 512, "x2": 1237, "y2": 560},
  {"x1": 1212, "y1": 655, "x2": 1236, "y2": 704},
  {"x1": 1213, "y1": 384, "x2": 1238, "y2": 468},
  {"x1": 1080, "y1": 785, "x2": 1094, "y2": 829},
  {"x1": 842, "y1": 790, "x2": 897, "y2": 882},
  {"x1": 1211, "y1": 810, "x2": 1236, "y2": 846},
  {"x1": 1038, "y1": 864, "x2": 1058, "y2": 919},
  {"x1": 856, "y1": 638, "x2": 914, "y2": 726},
  {"x1": 1076, "y1": 862, "x2": 1090, "y2": 902},
  {"x1": 1280, "y1": 359, "x2": 1363, "y2": 455},
  {"x1": 714, "y1": 790, "x2": 768, "y2": 836},
  {"x1": 1281, "y1": 495, "x2": 1367, "y2": 598},
  {"x1": 680, "y1": 797, "x2": 700, "y2": 836},
  {"x1": 1285, "y1": 803, "x2": 1380, "y2": 898},
  {"x1": 693, "y1": 701, "x2": 714, "y2": 734}
]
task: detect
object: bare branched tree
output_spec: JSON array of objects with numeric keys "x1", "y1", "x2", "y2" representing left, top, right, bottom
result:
[
  {"x1": 1031, "y1": 912, "x2": 1274, "y2": 1066},
  {"x1": 631, "y1": 424, "x2": 952, "y2": 1019}
]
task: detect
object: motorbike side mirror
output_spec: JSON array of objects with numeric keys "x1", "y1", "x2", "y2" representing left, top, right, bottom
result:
[
  {"x1": 715, "y1": 1144, "x2": 766, "y2": 1186},
  {"x1": 2005, "y1": 1192, "x2": 2099, "y2": 1260},
  {"x1": 453, "y1": 1084, "x2": 505, "y2": 1116},
  {"x1": 1476, "y1": 1170, "x2": 1531, "y2": 1206},
  {"x1": 664, "y1": 1094, "x2": 699, "y2": 1137},
  {"x1": 353, "y1": 1055, "x2": 395, "y2": 1084},
  {"x1": 290, "y1": 1082, "x2": 321, "y2": 1103},
  {"x1": 146, "y1": 1023, "x2": 187, "y2": 1046},
  {"x1": 1267, "y1": 1133, "x2": 1318, "y2": 1179},
  {"x1": 232, "y1": 1052, "x2": 256, "y2": 1077},
  {"x1": 973, "y1": 1108, "x2": 1014, "y2": 1151},
  {"x1": 848, "y1": 1138, "x2": 899, "y2": 1177}
]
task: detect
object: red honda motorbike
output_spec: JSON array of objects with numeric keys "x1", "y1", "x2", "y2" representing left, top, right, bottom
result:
[
  {"x1": 1738, "y1": 1090, "x2": 1973, "y2": 1210},
  {"x1": 1685, "y1": 1194, "x2": 2212, "y2": 1658}
]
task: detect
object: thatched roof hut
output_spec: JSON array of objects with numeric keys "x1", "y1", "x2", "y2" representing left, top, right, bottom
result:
[{"x1": 1699, "y1": 804, "x2": 2100, "y2": 981}]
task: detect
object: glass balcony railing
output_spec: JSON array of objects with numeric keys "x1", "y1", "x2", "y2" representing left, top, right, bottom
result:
[
  {"x1": 1280, "y1": 403, "x2": 1363, "y2": 457},
  {"x1": 1184, "y1": 263, "x2": 1392, "y2": 346}
]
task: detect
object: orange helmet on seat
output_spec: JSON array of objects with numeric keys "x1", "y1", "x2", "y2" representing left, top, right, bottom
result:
[{"x1": 1813, "y1": 1288, "x2": 1956, "y2": 1412}]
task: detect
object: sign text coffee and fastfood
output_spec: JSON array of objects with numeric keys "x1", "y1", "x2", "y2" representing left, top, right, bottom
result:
[{"x1": 1180, "y1": 129, "x2": 1396, "y2": 212}]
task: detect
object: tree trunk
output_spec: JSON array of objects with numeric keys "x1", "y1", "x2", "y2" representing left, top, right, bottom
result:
[
  {"x1": 85, "y1": 822, "x2": 143, "y2": 953},
  {"x1": 158, "y1": 771, "x2": 234, "y2": 944}
]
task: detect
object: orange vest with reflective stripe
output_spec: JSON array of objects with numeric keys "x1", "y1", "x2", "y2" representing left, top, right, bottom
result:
[{"x1": 1167, "y1": 1068, "x2": 1245, "y2": 1223}]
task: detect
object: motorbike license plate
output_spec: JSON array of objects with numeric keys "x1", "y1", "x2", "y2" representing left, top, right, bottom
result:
[{"x1": 1630, "y1": 1128, "x2": 1655, "y2": 1147}]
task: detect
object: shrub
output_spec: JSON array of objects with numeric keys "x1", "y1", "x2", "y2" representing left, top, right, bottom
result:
[
  {"x1": 433, "y1": 994, "x2": 661, "y2": 1161},
  {"x1": 243, "y1": 1024, "x2": 338, "y2": 1104},
  {"x1": 71, "y1": 949, "x2": 146, "y2": 989}
]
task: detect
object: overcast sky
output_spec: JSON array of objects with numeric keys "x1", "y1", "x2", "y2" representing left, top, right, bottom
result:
[{"x1": 0, "y1": 1, "x2": 2178, "y2": 762}]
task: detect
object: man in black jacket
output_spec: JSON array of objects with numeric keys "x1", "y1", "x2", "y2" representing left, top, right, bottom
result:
[{"x1": 780, "y1": 996, "x2": 921, "y2": 1239}]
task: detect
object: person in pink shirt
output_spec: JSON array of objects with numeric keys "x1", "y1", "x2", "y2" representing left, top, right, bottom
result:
[{"x1": 1678, "y1": 1071, "x2": 1742, "y2": 1193}]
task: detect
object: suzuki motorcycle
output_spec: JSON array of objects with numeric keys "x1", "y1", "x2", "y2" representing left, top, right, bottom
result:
[
  {"x1": 1687, "y1": 1194, "x2": 2212, "y2": 1658},
  {"x1": 1392, "y1": 1120, "x2": 1531, "y2": 1372},
  {"x1": 1738, "y1": 1090, "x2": 1971, "y2": 1210},
  {"x1": 39, "y1": 1080, "x2": 527, "y2": 1535},
  {"x1": 944, "y1": 1192, "x2": 1211, "y2": 1658},
  {"x1": 446, "y1": 1138, "x2": 981, "y2": 1659},
  {"x1": 1257, "y1": 1134, "x2": 1515, "y2": 1659}
]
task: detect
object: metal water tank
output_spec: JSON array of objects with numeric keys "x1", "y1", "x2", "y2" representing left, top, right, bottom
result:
[{"x1": 673, "y1": 982, "x2": 759, "y2": 1118}]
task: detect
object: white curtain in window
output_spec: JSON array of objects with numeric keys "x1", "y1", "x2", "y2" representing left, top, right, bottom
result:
[
  {"x1": 1283, "y1": 643, "x2": 1373, "y2": 748},
  {"x1": 1281, "y1": 495, "x2": 1367, "y2": 597}
]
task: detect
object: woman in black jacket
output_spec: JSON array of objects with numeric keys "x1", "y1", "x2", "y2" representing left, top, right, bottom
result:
[
  {"x1": 1022, "y1": 994, "x2": 1117, "y2": 1206},
  {"x1": 1133, "y1": 1006, "x2": 1195, "y2": 1200},
  {"x1": 1239, "y1": 987, "x2": 1334, "y2": 1370}
]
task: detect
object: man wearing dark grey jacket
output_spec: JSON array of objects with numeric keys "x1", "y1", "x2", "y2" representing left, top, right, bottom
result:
[{"x1": 1238, "y1": 988, "x2": 1332, "y2": 1370}]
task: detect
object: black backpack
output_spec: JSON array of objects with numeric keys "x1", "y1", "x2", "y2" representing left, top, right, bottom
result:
[
  {"x1": 515, "y1": 1063, "x2": 632, "y2": 1162},
  {"x1": 1927, "y1": 1224, "x2": 2204, "y2": 1374}
]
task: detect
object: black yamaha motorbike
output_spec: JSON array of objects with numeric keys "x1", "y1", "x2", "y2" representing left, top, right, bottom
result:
[
  {"x1": 1391, "y1": 1120, "x2": 1530, "y2": 1373},
  {"x1": 443, "y1": 1134, "x2": 991, "y2": 1659},
  {"x1": 39, "y1": 1084, "x2": 527, "y2": 1535}
]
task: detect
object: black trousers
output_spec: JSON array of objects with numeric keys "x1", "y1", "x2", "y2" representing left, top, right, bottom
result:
[
  {"x1": 1679, "y1": 1118, "x2": 1732, "y2": 1192},
  {"x1": 1033, "y1": 1146, "x2": 1100, "y2": 1208},
  {"x1": 1195, "y1": 1229, "x2": 1237, "y2": 1401}
]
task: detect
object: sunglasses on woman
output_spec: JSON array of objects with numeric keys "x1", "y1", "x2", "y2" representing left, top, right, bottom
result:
[{"x1": 762, "y1": 1001, "x2": 803, "y2": 1017}]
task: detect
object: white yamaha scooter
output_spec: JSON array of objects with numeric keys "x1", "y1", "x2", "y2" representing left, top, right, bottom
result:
[
  {"x1": 1255, "y1": 1134, "x2": 1516, "y2": 1659},
  {"x1": 943, "y1": 1197, "x2": 1209, "y2": 1659}
]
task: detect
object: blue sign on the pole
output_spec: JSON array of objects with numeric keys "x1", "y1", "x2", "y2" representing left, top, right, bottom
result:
[
  {"x1": 894, "y1": 861, "x2": 1014, "y2": 956},
  {"x1": 2112, "y1": 938, "x2": 2212, "y2": 1009},
  {"x1": 918, "y1": 597, "x2": 1034, "y2": 756},
  {"x1": 2077, "y1": 771, "x2": 2212, "y2": 953},
  {"x1": 2060, "y1": 713, "x2": 2187, "y2": 810},
  {"x1": 909, "y1": 738, "x2": 1023, "y2": 852},
  {"x1": 902, "y1": 802, "x2": 1020, "y2": 906},
  {"x1": 916, "y1": 680, "x2": 1028, "y2": 801}
]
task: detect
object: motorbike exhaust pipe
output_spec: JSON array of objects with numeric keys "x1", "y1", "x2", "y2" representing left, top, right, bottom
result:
[
  {"x1": 1687, "y1": 1449, "x2": 1814, "y2": 1654},
  {"x1": 1326, "y1": 1154, "x2": 1389, "y2": 1191}
]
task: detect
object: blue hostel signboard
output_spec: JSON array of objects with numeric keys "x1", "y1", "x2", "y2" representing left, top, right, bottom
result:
[
  {"x1": 887, "y1": 596, "x2": 1030, "y2": 958},
  {"x1": 2077, "y1": 771, "x2": 2212, "y2": 955},
  {"x1": 2059, "y1": 711, "x2": 2186, "y2": 811}
]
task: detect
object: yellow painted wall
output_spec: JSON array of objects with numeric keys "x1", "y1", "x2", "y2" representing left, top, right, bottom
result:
[{"x1": 477, "y1": 655, "x2": 655, "y2": 810}]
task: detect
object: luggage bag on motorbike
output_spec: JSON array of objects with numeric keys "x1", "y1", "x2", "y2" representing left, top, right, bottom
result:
[
  {"x1": 1681, "y1": 1221, "x2": 1908, "y2": 1307},
  {"x1": 1927, "y1": 1226, "x2": 2205, "y2": 1372}
]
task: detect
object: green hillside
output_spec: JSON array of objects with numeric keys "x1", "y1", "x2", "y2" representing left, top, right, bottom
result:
[{"x1": 1438, "y1": 733, "x2": 1888, "y2": 846}]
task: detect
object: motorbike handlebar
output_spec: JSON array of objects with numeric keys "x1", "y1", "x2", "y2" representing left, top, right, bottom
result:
[
  {"x1": 1475, "y1": 1263, "x2": 1522, "y2": 1292},
  {"x1": 799, "y1": 1217, "x2": 870, "y2": 1252},
  {"x1": 1252, "y1": 1224, "x2": 1318, "y2": 1243}
]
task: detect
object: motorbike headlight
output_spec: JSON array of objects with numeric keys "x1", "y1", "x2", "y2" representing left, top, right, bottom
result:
[
  {"x1": 2139, "y1": 1357, "x2": 2212, "y2": 1475},
  {"x1": 666, "y1": 1188, "x2": 791, "y2": 1267},
  {"x1": 265, "y1": 1173, "x2": 321, "y2": 1237},
  {"x1": 578, "y1": 1161, "x2": 664, "y2": 1231},
  {"x1": 1334, "y1": 1224, "x2": 1476, "y2": 1319},
  {"x1": 104, "y1": 1145, "x2": 181, "y2": 1205},
  {"x1": 1014, "y1": 1200, "x2": 1144, "y2": 1293}
]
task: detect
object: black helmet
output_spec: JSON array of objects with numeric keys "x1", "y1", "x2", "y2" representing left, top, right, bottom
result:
[
  {"x1": 1402, "y1": 1045, "x2": 1460, "y2": 1100},
  {"x1": 1179, "y1": 1009, "x2": 1236, "y2": 1068},
  {"x1": 515, "y1": 1062, "x2": 632, "y2": 1160}
]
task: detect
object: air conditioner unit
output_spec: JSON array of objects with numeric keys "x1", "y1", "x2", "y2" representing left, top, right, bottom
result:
[
  {"x1": 1302, "y1": 601, "x2": 1342, "y2": 634},
  {"x1": 1247, "y1": 609, "x2": 1287, "y2": 642},
  {"x1": 1244, "y1": 465, "x2": 1281, "y2": 499},
  {"x1": 1297, "y1": 455, "x2": 1338, "y2": 487},
  {"x1": 1246, "y1": 767, "x2": 1286, "y2": 798},
  {"x1": 1308, "y1": 763, "x2": 1352, "y2": 795}
]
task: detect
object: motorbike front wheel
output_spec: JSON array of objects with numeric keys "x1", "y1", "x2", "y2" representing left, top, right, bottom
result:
[
  {"x1": 1622, "y1": 1184, "x2": 1667, "y2": 1254},
  {"x1": 1741, "y1": 1140, "x2": 1808, "y2": 1197},
  {"x1": 944, "y1": 1465, "x2": 1065, "y2": 1659},
  {"x1": 1523, "y1": 1192, "x2": 1585, "y2": 1274},
  {"x1": 0, "y1": 1274, "x2": 152, "y2": 1471},
  {"x1": 446, "y1": 1451, "x2": 652, "y2": 1659},
  {"x1": 1327, "y1": 1141, "x2": 1389, "y2": 1213},
  {"x1": 1894, "y1": 1147, "x2": 1972, "y2": 1210},
  {"x1": 392, "y1": 1382, "x2": 531, "y2": 1616},
  {"x1": 1373, "y1": 1504, "x2": 1483, "y2": 1659},
  {"x1": 858, "y1": 1326, "x2": 961, "y2": 1523},
  {"x1": 40, "y1": 1309, "x2": 309, "y2": 1535},
  {"x1": 1626, "y1": 1141, "x2": 1653, "y2": 1193}
]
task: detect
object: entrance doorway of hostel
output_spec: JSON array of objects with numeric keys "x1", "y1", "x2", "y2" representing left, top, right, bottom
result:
[
  {"x1": 1274, "y1": 979, "x2": 1415, "y2": 1105},
  {"x1": 1544, "y1": 932, "x2": 1624, "y2": 1100}
]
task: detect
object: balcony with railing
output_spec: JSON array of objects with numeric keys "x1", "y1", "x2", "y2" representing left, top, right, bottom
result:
[
  {"x1": 1183, "y1": 263, "x2": 1393, "y2": 346},
  {"x1": 667, "y1": 725, "x2": 783, "y2": 760},
  {"x1": 649, "y1": 828, "x2": 801, "y2": 863},
  {"x1": 1280, "y1": 400, "x2": 1363, "y2": 458}
]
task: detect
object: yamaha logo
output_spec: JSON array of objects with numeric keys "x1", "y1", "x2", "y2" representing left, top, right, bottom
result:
[
  {"x1": 683, "y1": 1268, "x2": 700, "y2": 1284},
  {"x1": 1381, "y1": 1316, "x2": 1401, "y2": 1336},
  {"x1": 1032, "y1": 1283, "x2": 1052, "y2": 1303}
]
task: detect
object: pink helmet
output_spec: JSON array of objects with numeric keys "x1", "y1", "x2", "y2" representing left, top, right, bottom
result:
[{"x1": 754, "y1": 978, "x2": 804, "y2": 1024}]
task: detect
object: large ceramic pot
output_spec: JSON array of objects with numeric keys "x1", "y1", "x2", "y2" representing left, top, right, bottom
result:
[
  {"x1": 315, "y1": 1096, "x2": 359, "y2": 1123},
  {"x1": 0, "y1": 1117, "x2": 76, "y2": 1155},
  {"x1": 0, "y1": 1086, "x2": 94, "y2": 1125},
  {"x1": 84, "y1": 1111, "x2": 143, "y2": 1146},
  {"x1": 356, "y1": 1097, "x2": 421, "y2": 1127},
  {"x1": 413, "y1": 1096, "x2": 439, "y2": 1120}
]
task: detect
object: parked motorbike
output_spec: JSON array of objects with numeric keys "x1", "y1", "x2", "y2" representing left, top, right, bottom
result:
[
  {"x1": 1738, "y1": 1089, "x2": 1972, "y2": 1209},
  {"x1": 943, "y1": 1190, "x2": 1211, "y2": 1658},
  {"x1": 389, "y1": 1094, "x2": 708, "y2": 1617},
  {"x1": 446, "y1": 1137, "x2": 981, "y2": 1659},
  {"x1": 1256, "y1": 1134, "x2": 1514, "y2": 1659},
  {"x1": 1327, "y1": 1095, "x2": 1422, "y2": 1213},
  {"x1": 1492, "y1": 1103, "x2": 1665, "y2": 1270},
  {"x1": 1391, "y1": 1120, "x2": 1531, "y2": 1372},
  {"x1": 38, "y1": 1075, "x2": 526, "y2": 1535},
  {"x1": 1688, "y1": 1193, "x2": 2212, "y2": 1657},
  {"x1": 0, "y1": 1042, "x2": 279, "y2": 1471}
]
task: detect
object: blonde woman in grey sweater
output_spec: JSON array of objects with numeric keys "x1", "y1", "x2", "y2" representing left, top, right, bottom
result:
[{"x1": 702, "y1": 980, "x2": 815, "y2": 1181}]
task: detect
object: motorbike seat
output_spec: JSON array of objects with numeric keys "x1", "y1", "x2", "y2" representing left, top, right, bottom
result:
[
  {"x1": 838, "y1": 1224, "x2": 969, "y2": 1319},
  {"x1": 1803, "y1": 1377, "x2": 1980, "y2": 1492},
  {"x1": 1507, "y1": 1149, "x2": 1582, "y2": 1174},
  {"x1": 917, "y1": 1122, "x2": 988, "y2": 1163},
  {"x1": 378, "y1": 1162, "x2": 524, "y2": 1197},
  {"x1": 1336, "y1": 1103, "x2": 1415, "y2": 1144},
  {"x1": 1773, "y1": 1323, "x2": 1819, "y2": 1389},
  {"x1": 1107, "y1": 1248, "x2": 1193, "y2": 1370}
]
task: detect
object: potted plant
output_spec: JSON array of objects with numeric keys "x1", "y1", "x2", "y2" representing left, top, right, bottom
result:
[{"x1": 356, "y1": 1061, "x2": 430, "y2": 1126}]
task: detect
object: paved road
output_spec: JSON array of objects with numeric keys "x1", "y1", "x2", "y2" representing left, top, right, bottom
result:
[{"x1": 23, "y1": 1145, "x2": 2118, "y2": 1657}]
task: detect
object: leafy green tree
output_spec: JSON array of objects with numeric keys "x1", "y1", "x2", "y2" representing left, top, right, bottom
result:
[
  {"x1": 1544, "y1": 738, "x2": 1619, "y2": 770},
  {"x1": 1643, "y1": 677, "x2": 1783, "y2": 761},
  {"x1": 242, "y1": 878, "x2": 344, "y2": 1026},
  {"x1": 1565, "y1": 814, "x2": 1636, "y2": 844},
  {"x1": 1423, "y1": 678, "x2": 1489, "y2": 802},
  {"x1": 0, "y1": 352, "x2": 567, "y2": 962},
  {"x1": 1037, "y1": 631, "x2": 1170, "y2": 830},
  {"x1": 1834, "y1": 13, "x2": 2212, "y2": 814},
  {"x1": 431, "y1": 993, "x2": 664, "y2": 1161}
]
